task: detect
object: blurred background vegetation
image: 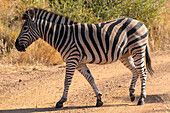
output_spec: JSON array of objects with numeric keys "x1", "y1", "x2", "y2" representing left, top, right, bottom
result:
[{"x1": 0, "y1": 0, "x2": 169, "y2": 65}]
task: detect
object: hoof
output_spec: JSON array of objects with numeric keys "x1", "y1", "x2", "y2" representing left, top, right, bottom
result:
[
  {"x1": 96, "y1": 100, "x2": 103, "y2": 107},
  {"x1": 55, "y1": 102, "x2": 63, "y2": 108},
  {"x1": 137, "y1": 100, "x2": 144, "y2": 105},
  {"x1": 130, "y1": 93, "x2": 135, "y2": 102}
]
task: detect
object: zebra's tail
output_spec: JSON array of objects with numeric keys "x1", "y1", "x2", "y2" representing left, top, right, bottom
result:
[{"x1": 145, "y1": 45, "x2": 154, "y2": 75}]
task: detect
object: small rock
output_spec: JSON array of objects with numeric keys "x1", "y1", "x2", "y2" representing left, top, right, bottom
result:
[
  {"x1": 32, "y1": 67, "x2": 38, "y2": 71},
  {"x1": 19, "y1": 79, "x2": 22, "y2": 82}
]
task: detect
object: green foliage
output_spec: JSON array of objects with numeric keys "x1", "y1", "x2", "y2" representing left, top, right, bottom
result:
[{"x1": 49, "y1": 0, "x2": 166, "y2": 25}]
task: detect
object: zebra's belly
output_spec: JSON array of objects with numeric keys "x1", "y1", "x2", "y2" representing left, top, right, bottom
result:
[{"x1": 80, "y1": 47, "x2": 125, "y2": 65}]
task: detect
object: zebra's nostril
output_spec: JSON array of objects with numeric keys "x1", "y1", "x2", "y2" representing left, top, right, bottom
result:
[
  {"x1": 15, "y1": 39, "x2": 18, "y2": 48},
  {"x1": 15, "y1": 39, "x2": 19, "y2": 49}
]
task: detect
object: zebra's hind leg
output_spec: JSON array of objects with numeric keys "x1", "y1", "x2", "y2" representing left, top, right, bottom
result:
[
  {"x1": 132, "y1": 49, "x2": 147, "y2": 105},
  {"x1": 77, "y1": 64, "x2": 103, "y2": 107},
  {"x1": 120, "y1": 53, "x2": 139, "y2": 102}
]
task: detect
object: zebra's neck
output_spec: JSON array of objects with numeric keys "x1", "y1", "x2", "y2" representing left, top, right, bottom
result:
[
  {"x1": 34, "y1": 8, "x2": 76, "y2": 25},
  {"x1": 36, "y1": 19, "x2": 73, "y2": 53}
]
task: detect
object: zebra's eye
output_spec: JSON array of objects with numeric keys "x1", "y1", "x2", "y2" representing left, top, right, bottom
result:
[{"x1": 23, "y1": 27, "x2": 28, "y2": 31}]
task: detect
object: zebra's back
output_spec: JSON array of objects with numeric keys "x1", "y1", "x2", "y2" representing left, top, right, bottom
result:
[{"x1": 73, "y1": 18, "x2": 148, "y2": 64}]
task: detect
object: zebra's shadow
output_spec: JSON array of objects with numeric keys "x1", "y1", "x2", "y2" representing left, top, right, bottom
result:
[
  {"x1": 121, "y1": 93, "x2": 170, "y2": 104},
  {"x1": 0, "y1": 104, "x2": 128, "y2": 113}
]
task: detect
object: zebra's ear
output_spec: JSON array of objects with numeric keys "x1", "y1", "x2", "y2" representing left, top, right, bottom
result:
[
  {"x1": 22, "y1": 8, "x2": 35, "y2": 20},
  {"x1": 27, "y1": 8, "x2": 35, "y2": 20},
  {"x1": 22, "y1": 13, "x2": 29, "y2": 20}
]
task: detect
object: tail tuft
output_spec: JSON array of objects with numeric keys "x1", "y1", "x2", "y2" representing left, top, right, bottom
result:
[{"x1": 145, "y1": 46, "x2": 154, "y2": 75}]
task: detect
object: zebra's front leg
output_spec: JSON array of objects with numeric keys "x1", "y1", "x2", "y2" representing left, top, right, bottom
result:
[
  {"x1": 77, "y1": 64, "x2": 103, "y2": 107},
  {"x1": 56, "y1": 57, "x2": 79, "y2": 108}
]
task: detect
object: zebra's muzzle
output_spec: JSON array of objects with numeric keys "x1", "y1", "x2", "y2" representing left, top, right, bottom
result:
[{"x1": 15, "y1": 39, "x2": 26, "y2": 52}]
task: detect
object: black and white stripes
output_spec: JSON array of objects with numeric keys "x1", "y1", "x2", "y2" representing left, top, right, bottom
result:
[{"x1": 15, "y1": 8, "x2": 154, "y2": 108}]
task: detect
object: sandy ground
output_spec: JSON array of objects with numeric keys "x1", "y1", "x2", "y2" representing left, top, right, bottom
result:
[{"x1": 0, "y1": 51, "x2": 170, "y2": 113}]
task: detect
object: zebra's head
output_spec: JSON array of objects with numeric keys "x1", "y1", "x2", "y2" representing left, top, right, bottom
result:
[{"x1": 15, "y1": 8, "x2": 40, "y2": 51}]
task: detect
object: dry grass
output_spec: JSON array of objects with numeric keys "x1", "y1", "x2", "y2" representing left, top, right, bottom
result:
[
  {"x1": 2, "y1": 39, "x2": 63, "y2": 66},
  {"x1": 148, "y1": 1, "x2": 170, "y2": 51}
]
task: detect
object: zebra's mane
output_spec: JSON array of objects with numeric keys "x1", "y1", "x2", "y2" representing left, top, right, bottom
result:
[{"x1": 26, "y1": 7, "x2": 75, "y2": 24}]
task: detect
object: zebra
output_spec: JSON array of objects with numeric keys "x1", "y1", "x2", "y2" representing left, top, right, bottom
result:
[{"x1": 15, "y1": 8, "x2": 154, "y2": 108}]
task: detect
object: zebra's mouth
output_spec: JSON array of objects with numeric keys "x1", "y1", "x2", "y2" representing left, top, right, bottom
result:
[
  {"x1": 15, "y1": 39, "x2": 26, "y2": 52},
  {"x1": 15, "y1": 44, "x2": 26, "y2": 52}
]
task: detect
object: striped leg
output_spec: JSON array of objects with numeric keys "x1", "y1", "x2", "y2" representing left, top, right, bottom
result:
[
  {"x1": 56, "y1": 54, "x2": 80, "y2": 108},
  {"x1": 77, "y1": 64, "x2": 103, "y2": 107},
  {"x1": 120, "y1": 53, "x2": 139, "y2": 102},
  {"x1": 132, "y1": 50, "x2": 147, "y2": 105}
]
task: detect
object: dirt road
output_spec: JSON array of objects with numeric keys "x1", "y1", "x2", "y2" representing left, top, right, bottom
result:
[{"x1": 0, "y1": 51, "x2": 170, "y2": 113}]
